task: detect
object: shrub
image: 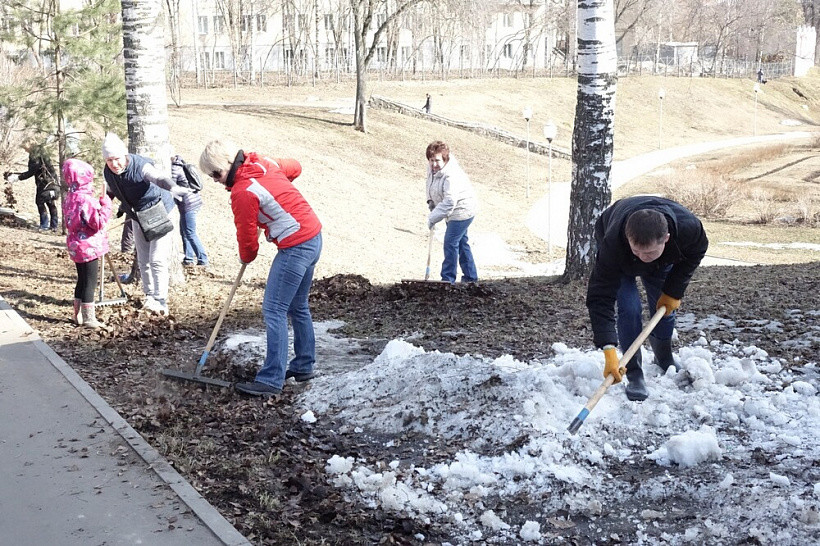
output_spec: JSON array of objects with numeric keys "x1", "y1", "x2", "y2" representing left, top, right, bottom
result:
[{"x1": 660, "y1": 170, "x2": 737, "y2": 218}]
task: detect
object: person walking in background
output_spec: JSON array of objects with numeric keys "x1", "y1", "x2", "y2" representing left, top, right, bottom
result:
[
  {"x1": 425, "y1": 140, "x2": 478, "y2": 284},
  {"x1": 102, "y1": 133, "x2": 191, "y2": 315},
  {"x1": 14, "y1": 140, "x2": 60, "y2": 231},
  {"x1": 586, "y1": 196, "x2": 709, "y2": 401},
  {"x1": 422, "y1": 93, "x2": 432, "y2": 114},
  {"x1": 170, "y1": 152, "x2": 209, "y2": 267},
  {"x1": 62, "y1": 158, "x2": 112, "y2": 329},
  {"x1": 199, "y1": 140, "x2": 322, "y2": 398}
]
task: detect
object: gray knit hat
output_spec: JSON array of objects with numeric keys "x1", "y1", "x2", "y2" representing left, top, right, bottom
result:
[{"x1": 101, "y1": 132, "x2": 128, "y2": 160}]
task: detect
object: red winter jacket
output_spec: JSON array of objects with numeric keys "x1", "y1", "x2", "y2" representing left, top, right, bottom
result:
[{"x1": 230, "y1": 153, "x2": 321, "y2": 263}]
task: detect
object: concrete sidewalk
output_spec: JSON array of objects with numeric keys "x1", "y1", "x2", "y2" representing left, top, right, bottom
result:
[{"x1": 0, "y1": 296, "x2": 251, "y2": 546}]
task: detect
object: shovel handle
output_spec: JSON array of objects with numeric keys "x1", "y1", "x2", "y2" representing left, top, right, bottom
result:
[
  {"x1": 194, "y1": 263, "x2": 247, "y2": 375},
  {"x1": 567, "y1": 306, "x2": 667, "y2": 434},
  {"x1": 105, "y1": 254, "x2": 127, "y2": 298}
]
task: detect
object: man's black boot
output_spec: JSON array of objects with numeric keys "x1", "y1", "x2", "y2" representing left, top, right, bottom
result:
[
  {"x1": 649, "y1": 335, "x2": 679, "y2": 372},
  {"x1": 624, "y1": 351, "x2": 648, "y2": 401}
]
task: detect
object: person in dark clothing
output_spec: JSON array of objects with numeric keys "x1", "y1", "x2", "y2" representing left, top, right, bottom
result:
[
  {"x1": 16, "y1": 140, "x2": 60, "y2": 230},
  {"x1": 586, "y1": 196, "x2": 709, "y2": 401},
  {"x1": 422, "y1": 93, "x2": 432, "y2": 114}
]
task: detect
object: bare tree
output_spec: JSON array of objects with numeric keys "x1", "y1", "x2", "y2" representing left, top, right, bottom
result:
[
  {"x1": 565, "y1": 0, "x2": 618, "y2": 280},
  {"x1": 350, "y1": 0, "x2": 427, "y2": 132}
]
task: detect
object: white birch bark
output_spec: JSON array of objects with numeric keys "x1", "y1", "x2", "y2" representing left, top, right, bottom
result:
[{"x1": 564, "y1": 0, "x2": 618, "y2": 279}]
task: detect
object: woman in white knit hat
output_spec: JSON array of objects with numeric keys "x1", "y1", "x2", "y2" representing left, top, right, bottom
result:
[{"x1": 101, "y1": 133, "x2": 191, "y2": 314}]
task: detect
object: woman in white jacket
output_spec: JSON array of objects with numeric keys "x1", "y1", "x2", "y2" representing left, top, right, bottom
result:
[{"x1": 425, "y1": 140, "x2": 478, "y2": 283}]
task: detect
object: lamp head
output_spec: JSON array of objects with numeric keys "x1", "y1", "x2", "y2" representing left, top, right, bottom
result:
[
  {"x1": 658, "y1": 88, "x2": 666, "y2": 100},
  {"x1": 543, "y1": 121, "x2": 557, "y2": 142},
  {"x1": 522, "y1": 107, "x2": 532, "y2": 122}
]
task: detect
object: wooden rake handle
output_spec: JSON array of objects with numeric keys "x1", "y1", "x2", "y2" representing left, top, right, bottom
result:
[
  {"x1": 567, "y1": 306, "x2": 667, "y2": 435},
  {"x1": 424, "y1": 228, "x2": 434, "y2": 281},
  {"x1": 194, "y1": 262, "x2": 247, "y2": 375}
]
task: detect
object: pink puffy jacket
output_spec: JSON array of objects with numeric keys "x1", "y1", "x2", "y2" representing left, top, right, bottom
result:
[{"x1": 62, "y1": 158, "x2": 112, "y2": 264}]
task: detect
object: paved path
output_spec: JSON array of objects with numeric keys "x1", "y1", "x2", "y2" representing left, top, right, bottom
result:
[{"x1": 0, "y1": 297, "x2": 250, "y2": 546}]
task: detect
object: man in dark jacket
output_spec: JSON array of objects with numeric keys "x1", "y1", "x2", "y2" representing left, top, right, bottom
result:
[
  {"x1": 586, "y1": 196, "x2": 708, "y2": 401},
  {"x1": 16, "y1": 140, "x2": 60, "y2": 230}
]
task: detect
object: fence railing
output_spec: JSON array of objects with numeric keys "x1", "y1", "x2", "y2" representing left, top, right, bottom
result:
[{"x1": 176, "y1": 57, "x2": 796, "y2": 88}]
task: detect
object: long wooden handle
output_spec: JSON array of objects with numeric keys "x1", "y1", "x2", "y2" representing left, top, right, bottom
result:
[
  {"x1": 105, "y1": 254, "x2": 127, "y2": 297},
  {"x1": 194, "y1": 263, "x2": 247, "y2": 375},
  {"x1": 424, "y1": 228, "x2": 434, "y2": 281},
  {"x1": 568, "y1": 306, "x2": 667, "y2": 434}
]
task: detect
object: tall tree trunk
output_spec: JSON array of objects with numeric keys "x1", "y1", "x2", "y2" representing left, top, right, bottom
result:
[
  {"x1": 352, "y1": 4, "x2": 367, "y2": 132},
  {"x1": 564, "y1": 0, "x2": 618, "y2": 280},
  {"x1": 120, "y1": 0, "x2": 184, "y2": 285}
]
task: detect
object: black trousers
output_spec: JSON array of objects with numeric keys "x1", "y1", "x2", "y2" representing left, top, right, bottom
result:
[{"x1": 74, "y1": 259, "x2": 99, "y2": 303}]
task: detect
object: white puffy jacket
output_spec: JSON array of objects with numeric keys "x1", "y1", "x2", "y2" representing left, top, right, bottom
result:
[{"x1": 426, "y1": 155, "x2": 478, "y2": 226}]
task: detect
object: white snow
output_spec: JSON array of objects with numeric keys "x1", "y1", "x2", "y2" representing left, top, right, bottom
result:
[{"x1": 217, "y1": 313, "x2": 820, "y2": 544}]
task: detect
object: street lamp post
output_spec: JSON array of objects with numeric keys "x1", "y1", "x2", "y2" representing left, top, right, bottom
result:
[
  {"x1": 543, "y1": 120, "x2": 557, "y2": 261},
  {"x1": 657, "y1": 88, "x2": 665, "y2": 149},
  {"x1": 753, "y1": 83, "x2": 761, "y2": 136},
  {"x1": 523, "y1": 106, "x2": 532, "y2": 198}
]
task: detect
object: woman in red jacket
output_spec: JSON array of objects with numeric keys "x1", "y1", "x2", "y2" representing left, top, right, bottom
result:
[{"x1": 200, "y1": 140, "x2": 322, "y2": 397}]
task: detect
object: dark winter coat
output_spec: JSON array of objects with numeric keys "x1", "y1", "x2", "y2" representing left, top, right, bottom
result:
[
  {"x1": 104, "y1": 154, "x2": 173, "y2": 214},
  {"x1": 19, "y1": 152, "x2": 59, "y2": 204},
  {"x1": 586, "y1": 196, "x2": 709, "y2": 348}
]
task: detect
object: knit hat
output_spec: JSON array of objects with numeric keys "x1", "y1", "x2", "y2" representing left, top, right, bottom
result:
[{"x1": 101, "y1": 132, "x2": 128, "y2": 160}]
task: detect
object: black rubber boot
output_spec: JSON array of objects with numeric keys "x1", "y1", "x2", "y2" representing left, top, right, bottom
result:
[
  {"x1": 649, "y1": 335, "x2": 679, "y2": 372},
  {"x1": 624, "y1": 350, "x2": 648, "y2": 401}
]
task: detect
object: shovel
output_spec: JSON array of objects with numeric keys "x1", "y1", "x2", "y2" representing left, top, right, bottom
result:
[
  {"x1": 567, "y1": 306, "x2": 667, "y2": 435},
  {"x1": 161, "y1": 263, "x2": 247, "y2": 388}
]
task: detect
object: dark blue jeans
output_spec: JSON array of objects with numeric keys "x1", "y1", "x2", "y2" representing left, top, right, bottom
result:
[
  {"x1": 178, "y1": 206, "x2": 208, "y2": 265},
  {"x1": 441, "y1": 217, "x2": 478, "y2": 283},
  {"x1": 616, "y1": 266, "x2": 676, "y2": 361},
  {"x1": 256, "y1": 233, "x2": 322, "y2": 388}
]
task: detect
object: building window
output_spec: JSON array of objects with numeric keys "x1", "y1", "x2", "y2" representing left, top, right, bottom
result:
[
  {"x1": 198, "y1": 16, "x2": 208, "y2": 34},
  {"x1": 376, "y1": 46, "x2": 387, "y2": 62},
  {"x1": 503, "y1": 43, "x2": 513, "y2": 58},
  {"x1": 403, "y1": 15, "x2": 413, "y2": 30},
  {"x1": 284, "y1": 49, "x2": 293, "y2": 65},
  {"x1": 325, "y1": 47, "x2": 336, "y2": 64},
  {"x1": 200, "y1": 51, "x2": 211, "y2": 69},
  {"x1": 460, "y1": 45, "x2": 469, "y2": 60},
  {"x1": 257, "y1": 14, "x2": 267, "y2": 32},
  {"x1": 503, "y1": 13, "x2": 513, "y2": 27},
  {"x1": 241, "y1": 15, "x2": 252, "y2": 32},
  {"x1": 376, "y1": 13, "x2": 386, "y2": 27},
  {"x1": 214, "y1": 51, "x2": 225, "y2": 69},
  {"x1": 324, "y1": 14, "x2": 333, "y2": 30},
  {"x1": 213, "y1": 16, "x2": 224, "y2": 34},
  {"x1": 401, "y1": 46, "x2": 411, "y2": 63}
]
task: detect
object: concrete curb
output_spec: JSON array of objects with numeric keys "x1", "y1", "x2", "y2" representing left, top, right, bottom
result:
[{"x1": 0, "y1": 298, "x2": 251, "y2": 546}]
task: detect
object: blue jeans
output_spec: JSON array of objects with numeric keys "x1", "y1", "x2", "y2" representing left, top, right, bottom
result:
[
  {"x1": 178, "y1": 206, "x2": 208, "y2": 265},
  {"x1": 441, "y1": 217, "x2": 478, "y2": 283},
  {"x1": 616, "y1": 266, "x2": 676, "y2": 366},
  {"x1": 256, "y1": 233, "x2": 322, "y2": 388}
]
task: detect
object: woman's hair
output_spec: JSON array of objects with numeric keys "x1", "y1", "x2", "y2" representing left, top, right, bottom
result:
[
  {"x1": 625, "y1": 209, "x2": 668, "y2": 246},
  {"x1": 199, "y1": 140, "x2": 236, "y2": 175},
  {"x1": 425, "y1": 140, "x2": 450, "y2": 162}
]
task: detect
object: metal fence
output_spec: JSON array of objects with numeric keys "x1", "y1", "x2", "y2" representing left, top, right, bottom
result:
[{"x1": 617, "y1": 56, "x2": 792, "y2": 80}]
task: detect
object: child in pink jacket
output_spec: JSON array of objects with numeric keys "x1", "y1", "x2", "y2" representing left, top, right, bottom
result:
[{"x1": 63, "y1": 158, "x2": 112, "y2": 328}]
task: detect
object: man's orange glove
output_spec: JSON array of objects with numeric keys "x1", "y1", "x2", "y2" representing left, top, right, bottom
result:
[
  {"x1": 657, "y1": 293, "x2": 681, "y2": 316},
  {"x1": 603, "y1": 345, "x2": 622, "y2": 383}
]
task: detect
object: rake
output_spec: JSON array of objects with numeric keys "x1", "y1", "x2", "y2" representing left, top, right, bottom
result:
[
  {"x1": 160, "y1": 263, "x2": 247, "y2": 388},
  {"x1": 94, "y1": 253, "x2": 128, "y2": 307}
]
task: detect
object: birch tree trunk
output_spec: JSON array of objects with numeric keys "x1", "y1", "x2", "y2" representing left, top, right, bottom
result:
[
  {"x1": 564, "y1": 0, "x2": 618, "y2": 280},
  {"x1": 120, "y1": 0, "x2": 184, "y2": 285}
]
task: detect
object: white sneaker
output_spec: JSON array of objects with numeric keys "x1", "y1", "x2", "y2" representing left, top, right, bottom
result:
[{"x1": 143, "y1": 296, "x2": 169, "y2": 315}]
